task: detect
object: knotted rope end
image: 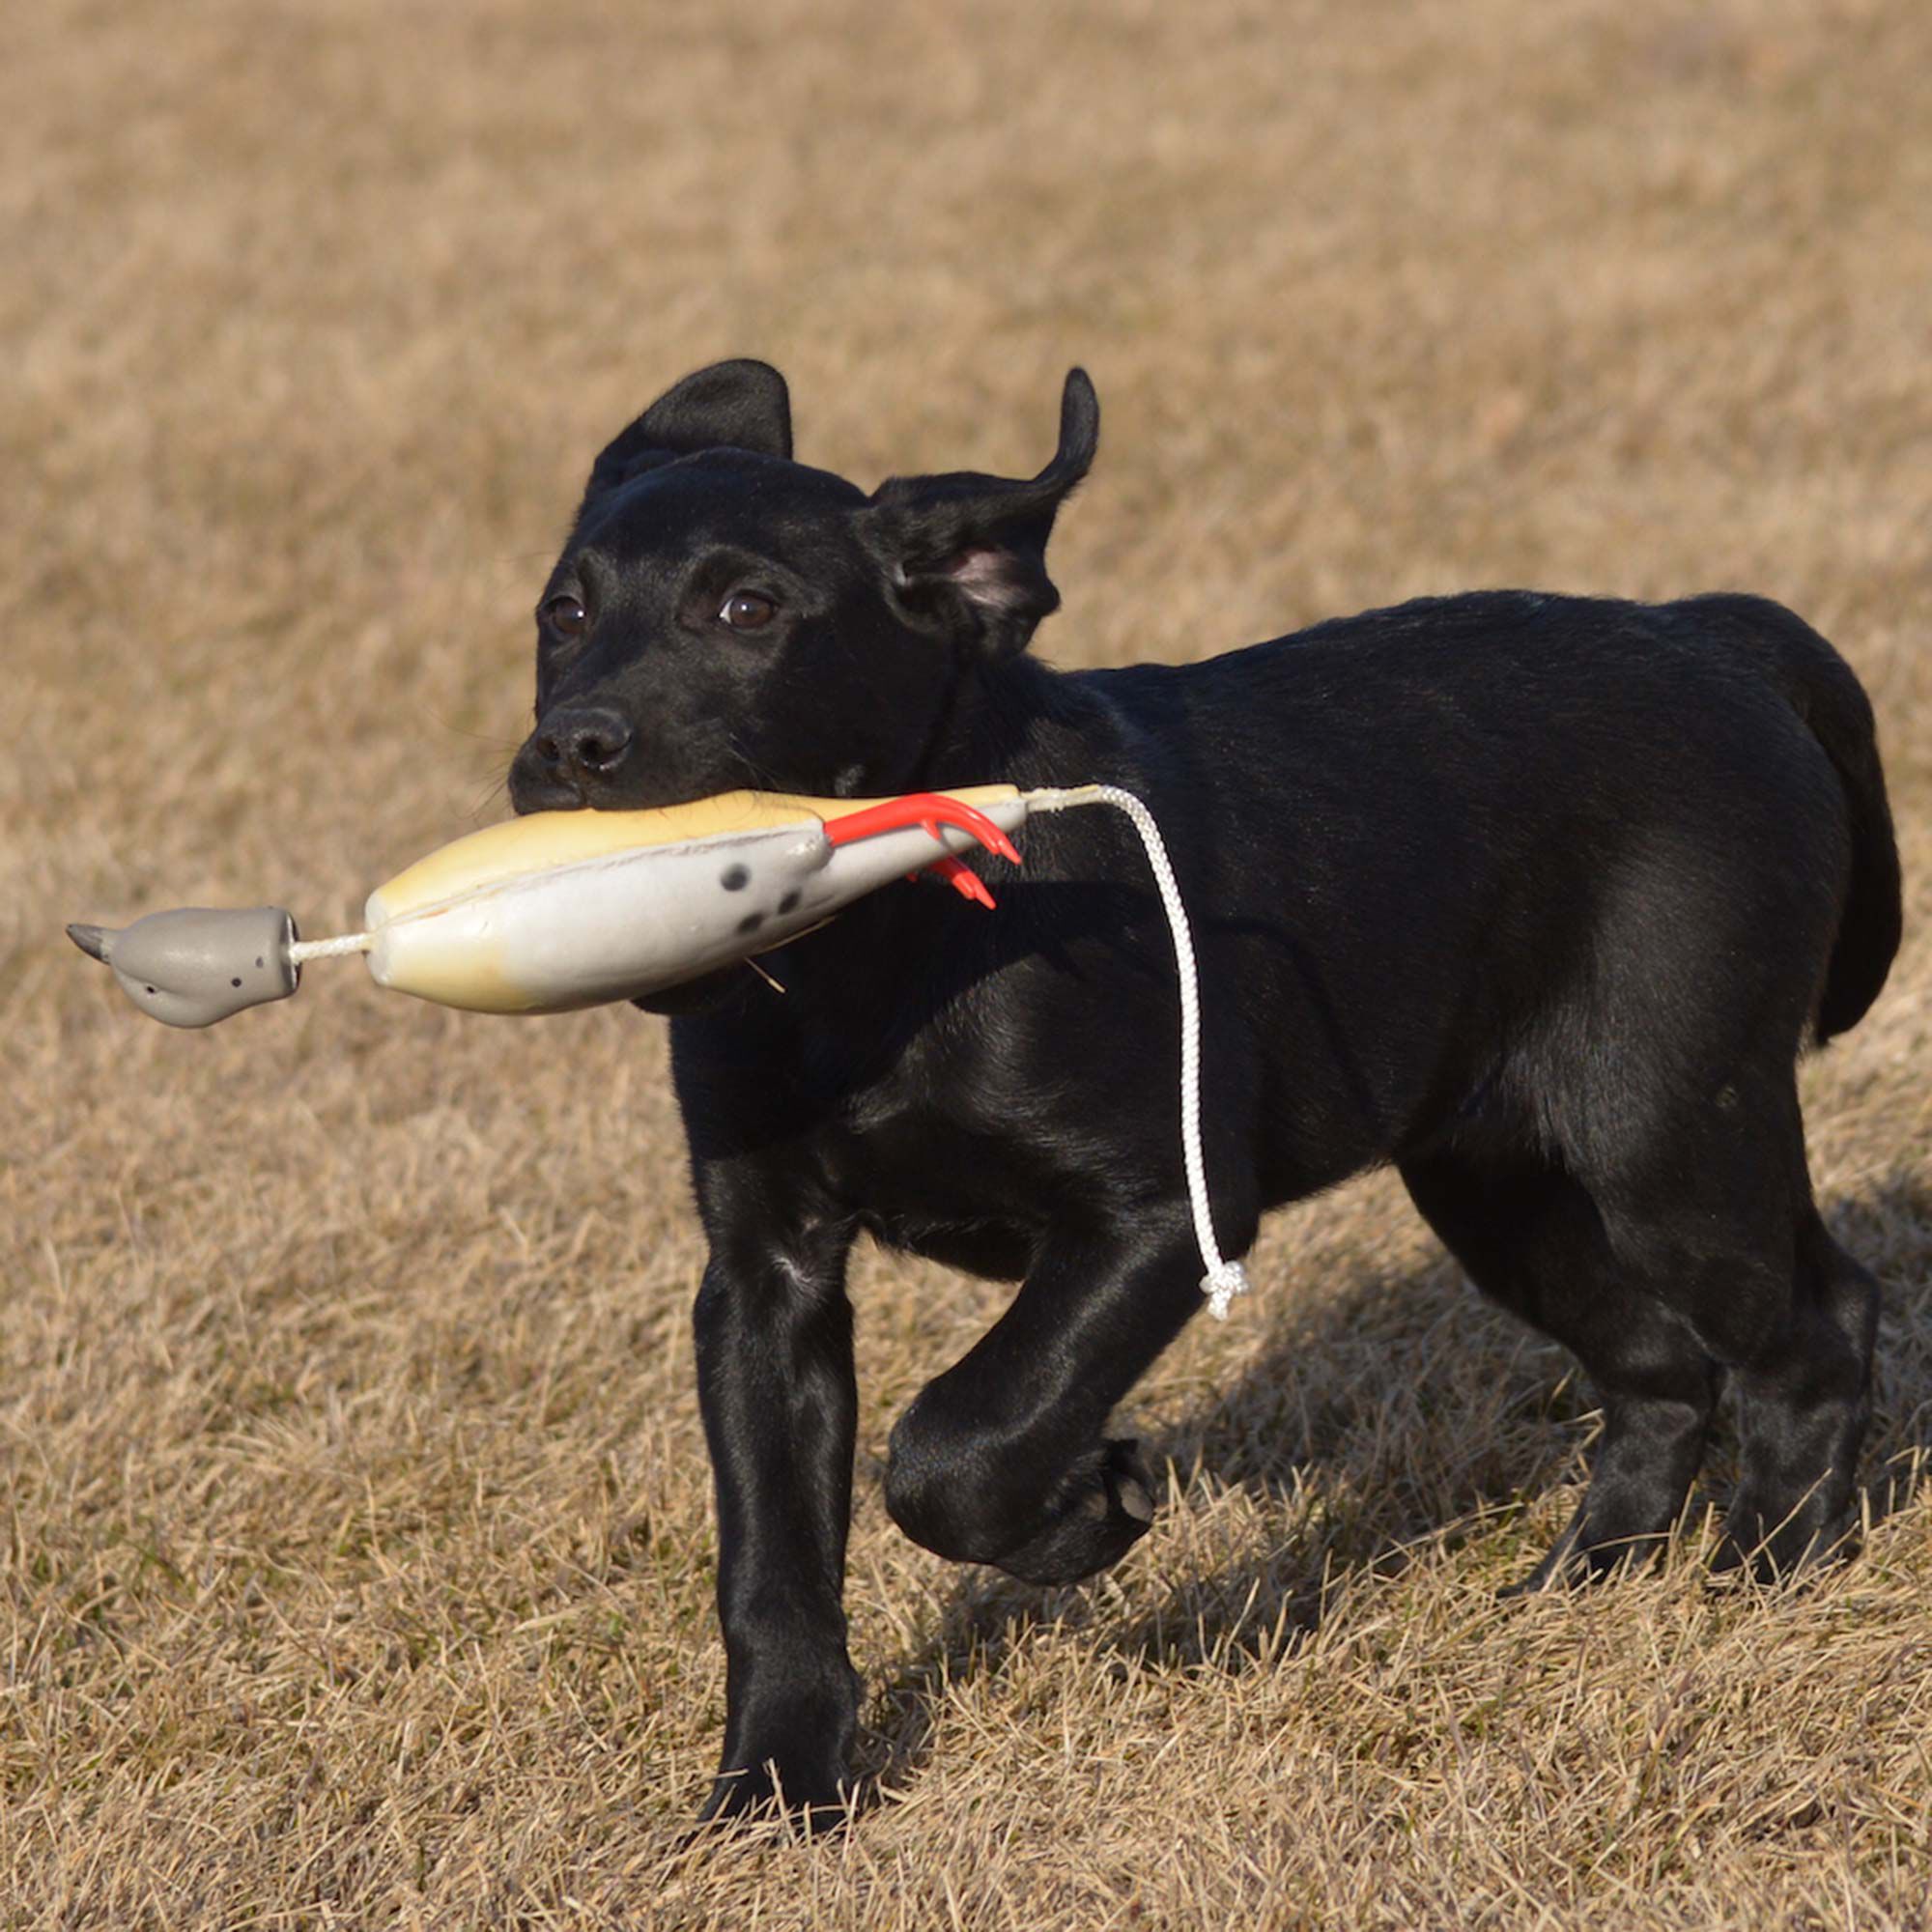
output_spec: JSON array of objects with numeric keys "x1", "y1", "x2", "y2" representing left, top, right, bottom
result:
[{"x1": 1202, "y1": 1261, "x2": 1251, "y2": 1321}]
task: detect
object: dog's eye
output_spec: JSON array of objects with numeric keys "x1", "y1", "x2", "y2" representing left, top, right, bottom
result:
[
  {"x1": 542, "y1": 594, "x2": 587, "y2": 639},
  {"x1": 719, "y1": 591, "x2": 778, "y2": 632}
]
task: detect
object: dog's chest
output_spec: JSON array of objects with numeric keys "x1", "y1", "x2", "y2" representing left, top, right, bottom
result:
[{"x1": 815, "y1": 1038, "x2": 1063, "y2": 1279}]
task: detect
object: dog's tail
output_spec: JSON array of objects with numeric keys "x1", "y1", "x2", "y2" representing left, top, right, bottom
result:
[{"x1": 1684, "y1": 594, "x2": 1902, "y2": 1041}]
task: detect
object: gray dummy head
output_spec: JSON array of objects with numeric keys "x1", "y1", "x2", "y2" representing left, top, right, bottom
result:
[{"x1": 67, "y1": 907, "x2": 299, "y2": 1028}]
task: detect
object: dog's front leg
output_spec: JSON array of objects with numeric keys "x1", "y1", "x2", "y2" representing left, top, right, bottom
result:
[
  {"x1": 692, "y1": 1220, "x2": 860, "y2": 1825},
  {"x1": 885, "y1": 1216, "x2": 1218, "y2": 1586}
]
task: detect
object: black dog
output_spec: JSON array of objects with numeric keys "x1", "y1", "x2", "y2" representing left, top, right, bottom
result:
[{"x1": 507, "y1": 359, "x2": 1900, "y2": 1823}]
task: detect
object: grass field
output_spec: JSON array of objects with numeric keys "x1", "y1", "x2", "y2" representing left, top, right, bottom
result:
[{"x1": 5, "y1": 0, "x2": 1931, "y2": 1923}]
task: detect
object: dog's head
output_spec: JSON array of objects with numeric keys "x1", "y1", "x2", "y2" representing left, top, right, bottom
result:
[{"x1": 508, "y1": 360, "x2": 1098, "y2": 813}]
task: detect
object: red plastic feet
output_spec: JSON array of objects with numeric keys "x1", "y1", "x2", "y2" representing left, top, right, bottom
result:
[{"x1": 824, "y1": 791, "x2": 1023, "y2": 910}]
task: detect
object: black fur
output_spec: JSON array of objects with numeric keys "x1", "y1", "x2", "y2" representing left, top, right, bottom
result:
[{"x1": 508, "y1": 360, "x2": 1902, "y2": 1824}]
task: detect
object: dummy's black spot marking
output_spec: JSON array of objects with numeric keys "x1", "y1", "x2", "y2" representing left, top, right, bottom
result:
[
  {"x1": 146, "y1": 986, "x2": 156, "y2": 996},
  {"x1": 231, "y1": 978, "x2": 242, "y2": 988},
  {"x1": 256, "y1": 956, "x2": 266, "y2": 969},
  {"x1": 779, "y1": 890, "x2": 801, "y2": 914},
  {"x1": 737, "y1": 911, "x2": 766, "y2": 936},
  {"x1": 721, "y1": 865, "x2": 751, "y2": 892}
]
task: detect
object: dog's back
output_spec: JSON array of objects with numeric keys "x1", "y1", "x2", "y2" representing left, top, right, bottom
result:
[{"x1": 1022, "y1": 590, "x2": 1898, "y2": 1194}]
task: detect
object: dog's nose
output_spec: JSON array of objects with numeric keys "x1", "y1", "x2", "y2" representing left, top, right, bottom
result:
[{"x1": 534, "y1": 706, "x2": 635, "y2": 784}]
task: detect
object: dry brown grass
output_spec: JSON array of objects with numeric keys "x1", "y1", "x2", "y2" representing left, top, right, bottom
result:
[{"x1": 5, "y1": 0, "x2": 1931, "y2": 1923}]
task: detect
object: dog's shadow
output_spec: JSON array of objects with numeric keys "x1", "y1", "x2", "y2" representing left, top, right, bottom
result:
[{"x1": 860, "y1": 1173, "x2": 1932, "y2": 1800}]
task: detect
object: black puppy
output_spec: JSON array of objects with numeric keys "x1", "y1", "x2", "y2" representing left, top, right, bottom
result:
[{"x1": 508, "y1": 360, "x2": 1900, "y2": 1823}]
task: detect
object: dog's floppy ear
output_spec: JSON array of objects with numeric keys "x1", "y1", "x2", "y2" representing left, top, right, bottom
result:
[
  {"x1": 861, "y1": 368, "x2": 1098, "y2": 658},
  {"x1": 580, "y1": 359, "x2": 793, "y2": 514}
]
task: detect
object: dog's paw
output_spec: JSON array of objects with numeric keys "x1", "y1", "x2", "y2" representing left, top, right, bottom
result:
[
  {"x1": 1498, "y1": 1518, "x2": 1666, "y2": 1599},
  {"x1": 1712, "y1": 1492, "x2": 1857, "y2": 1584},
  {"x1": 696, "y1": 1760, "x2": 853, "y2": 1836},
  {"x1": 992, "y1": 1438, "x2": 1157, "y2": 1586},
  {"x1": 696, "y1": 1723, "x2": 855, "y2": 1835},
  {"x1": 696, "y1": 1670, "x2": 859, "y2": 1834}
]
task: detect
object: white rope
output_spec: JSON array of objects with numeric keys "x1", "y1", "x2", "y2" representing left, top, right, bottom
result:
[
  {"x1": 1026, "y1": 785, "x2": 1252, "y2": 1320},
  {"x1": 288, "y1": 929, "x2": 373, "y2": 964}
]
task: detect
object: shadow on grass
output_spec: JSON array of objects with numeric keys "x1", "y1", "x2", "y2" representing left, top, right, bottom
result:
[{"x1": 861, "y1": 1170, "x2": 1932, "y2": 1803}]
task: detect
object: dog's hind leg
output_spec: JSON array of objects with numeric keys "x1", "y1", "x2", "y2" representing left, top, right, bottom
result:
[
  {"x1": 1400, "y1": 1149, "x2": 1722, "y2": 1589},
  {"x1": 1718, "y1": 1206, "x2": 1878, "y2": 1577},
  {"x1": 1576, "y1": 1065, "x2": 1874, "y2": 1581},
  {"x1": 883, "y1": 1211, "x2": 1234, "y2": 1587}
]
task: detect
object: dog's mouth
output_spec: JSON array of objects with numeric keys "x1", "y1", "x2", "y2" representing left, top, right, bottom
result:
[
  {"x1": 506, "y1": 774, "x2": 582, "y2": 817},
  {"x1": 505, "y1": 744, "x2": 648, "y2": 816},
  {"x1": 506, "y1": 767, "x2": 737, "y2": 818},
  {"x1": 508, "y1": 714, "x2": 771, "y2": 818}
]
